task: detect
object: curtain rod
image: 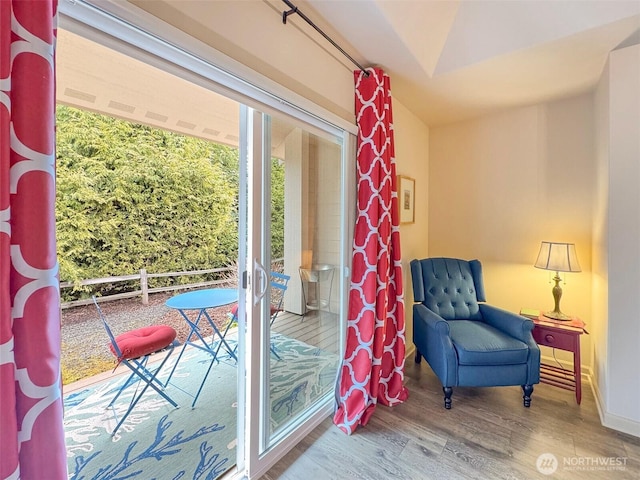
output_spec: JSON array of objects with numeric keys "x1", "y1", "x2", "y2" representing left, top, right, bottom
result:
[{"x1": 281, "y1": 0, "x2": 369, "y2": 77}]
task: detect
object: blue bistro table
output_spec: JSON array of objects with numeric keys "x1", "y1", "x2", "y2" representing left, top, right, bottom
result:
[{"x1": 165, "y1": 288, "x2": 238, "y2": 407}]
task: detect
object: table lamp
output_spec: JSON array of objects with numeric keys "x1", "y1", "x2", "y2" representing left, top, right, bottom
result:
[{"x1": 534, "y1": 241, "x2": 581, "y2": 320}]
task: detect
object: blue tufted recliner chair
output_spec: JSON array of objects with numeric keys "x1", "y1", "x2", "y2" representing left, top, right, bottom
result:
[{"x1": 410, "y1": 258, "x2": 540, "y2": 409}]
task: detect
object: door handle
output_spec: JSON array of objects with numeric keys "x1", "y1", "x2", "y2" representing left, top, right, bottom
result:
[{"x1": 253, "y1": 259, "x2": 268, "y2": 306}]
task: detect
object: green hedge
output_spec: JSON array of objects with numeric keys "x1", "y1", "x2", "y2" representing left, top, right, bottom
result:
[{"x1": 56, "y1": 105, "x2": 284, "y2": 299}]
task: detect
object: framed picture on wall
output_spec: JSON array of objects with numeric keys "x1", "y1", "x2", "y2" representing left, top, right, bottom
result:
[{"x1": 398, "y1": 175, "x2": 415, "y2": 224}]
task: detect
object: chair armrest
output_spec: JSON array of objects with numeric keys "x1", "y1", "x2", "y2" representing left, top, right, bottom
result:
[
  {"x1": 413, "y1": 304, "x2": 458, "y2": 386},
  {"x1": 414, "y1": 303, "x2": 450, "y2": 336},
  {"x1": 479, "y1": 304, "x2": 534, "y2": 341},
  {"x1": 479, "y1": 304, "x2": 540, "y2": 384}
]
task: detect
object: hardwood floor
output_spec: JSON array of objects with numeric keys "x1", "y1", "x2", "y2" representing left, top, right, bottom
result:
[{"x1": 262, "y1": 360, "x2": 640, "y2": 479}]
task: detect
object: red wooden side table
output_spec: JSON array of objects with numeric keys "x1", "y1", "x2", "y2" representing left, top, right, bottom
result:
[{"x1": 522, "y1": 311, "x2": 587, "y2": 404}]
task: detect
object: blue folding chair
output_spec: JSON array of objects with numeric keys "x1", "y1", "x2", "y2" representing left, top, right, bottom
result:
[
  {"x1": 93, "y1": 296, "x2": 179, "y2": 435},
  {"x1": 228, "y1": 271, "x2": 290, "y2": 359},
  {"x1": 268, "y1": 271, "x2": 290, "y2": 360}
]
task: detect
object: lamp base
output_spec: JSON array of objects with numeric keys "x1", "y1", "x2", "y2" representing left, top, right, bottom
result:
[{"x1": 543, "y1": 310, "x2": 572, "y2": 321}]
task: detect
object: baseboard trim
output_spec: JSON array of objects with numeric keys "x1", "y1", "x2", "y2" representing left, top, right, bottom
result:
[
  {"x1": 591, "y1": 377, "x2": 640, "y2": 438},
  {"x1": 405, "y1": 343, "x2": 416, "y2": 361}
]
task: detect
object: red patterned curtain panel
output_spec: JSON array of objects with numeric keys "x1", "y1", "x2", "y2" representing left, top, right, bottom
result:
[
  {"x1": 333, "y1": 68, "x2": 409, "y2": 434},
  {"x1": 0, "y1": 1, "x2": 67, "y2": 478}
]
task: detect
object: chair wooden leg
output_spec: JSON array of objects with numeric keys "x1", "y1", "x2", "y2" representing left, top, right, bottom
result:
[
  {"x1": 415, "y1": 349, "x2": 422, "y2": 364},
  {"x1": 443, "y1": 386, "x2": 453, "y2": 409},
  {"x1": 522, "y1": 384, "x2": 533, "y2": 407}
]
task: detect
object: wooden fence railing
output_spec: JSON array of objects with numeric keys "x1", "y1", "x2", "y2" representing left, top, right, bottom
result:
[
  {"x1": 59, "y1": 266, "x2": 235, "y2": 309},
  {"x1": 59, "y1": 258, "x2": 283, "y2": 309}
]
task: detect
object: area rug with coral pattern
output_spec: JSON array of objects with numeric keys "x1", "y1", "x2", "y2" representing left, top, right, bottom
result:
[{"x1": 63, "y1": 333, "x2": 338, "y2": 480}]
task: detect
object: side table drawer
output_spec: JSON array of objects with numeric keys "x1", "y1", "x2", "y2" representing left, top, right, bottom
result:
[{"x1": 532, "y1": 326, "x2": 575, "y2": 351}]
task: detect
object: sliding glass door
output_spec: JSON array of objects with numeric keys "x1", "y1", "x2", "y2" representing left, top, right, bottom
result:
[{"x1": 240, "y1": 107, "x2": 347, "y2": 477}]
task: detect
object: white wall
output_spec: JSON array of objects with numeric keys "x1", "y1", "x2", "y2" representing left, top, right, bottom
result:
[
  {"x1": 593, "y1": 44, "x2": 640, "y2": 436},
  {"x1": 283, "y1": 130, "x2": 342, "y2": 315},
  {"x1": 283, "y1": 128, "x2": 310, "y2": 314},
  {"x1": 313, "y1": 138, "x2": 342, "y2": 313},
  {"x1": 393, "y1": 99, "x2": 430, "y2": 355},
  {"x1": 429, "y1": 94, "x2": 595, "y2": 368},
  {"x1": 428, "y1": 46, "x2": 640, "y2": 437}
]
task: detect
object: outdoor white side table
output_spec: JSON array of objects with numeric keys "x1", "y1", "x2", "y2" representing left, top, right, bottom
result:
[{"x1": 299, "y1": 264, "x2": 334, "y2": 316}]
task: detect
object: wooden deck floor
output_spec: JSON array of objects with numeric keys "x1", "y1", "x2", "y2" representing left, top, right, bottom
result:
[
  {"x1": 272, "y1": 310, "x2": 340, "y2": 356},
  {"x1": 262, "y1": 360, "x2": 640, "y2": 479}
]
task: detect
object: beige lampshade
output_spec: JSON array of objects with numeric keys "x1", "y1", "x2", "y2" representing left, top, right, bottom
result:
[{"x1": 534, "y1": 241, "x2": 581, "y2": 273}]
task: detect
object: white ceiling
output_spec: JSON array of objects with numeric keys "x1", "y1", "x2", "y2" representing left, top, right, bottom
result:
[
  {"x1": 57, "y1": 1, "x2": 640, "y2": 134},
  {"x1": 305, "y1": 0, "x2": 640, "y2": 126}
]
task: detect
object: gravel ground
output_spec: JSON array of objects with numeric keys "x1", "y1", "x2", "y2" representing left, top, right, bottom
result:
[{"x1": 61, "y1": 291, "x2": 233, "y2": 385}]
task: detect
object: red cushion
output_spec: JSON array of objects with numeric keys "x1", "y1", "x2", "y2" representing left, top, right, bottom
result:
[{"x1": 110, "y1": 325, "x2": 177, "y2": 360}]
